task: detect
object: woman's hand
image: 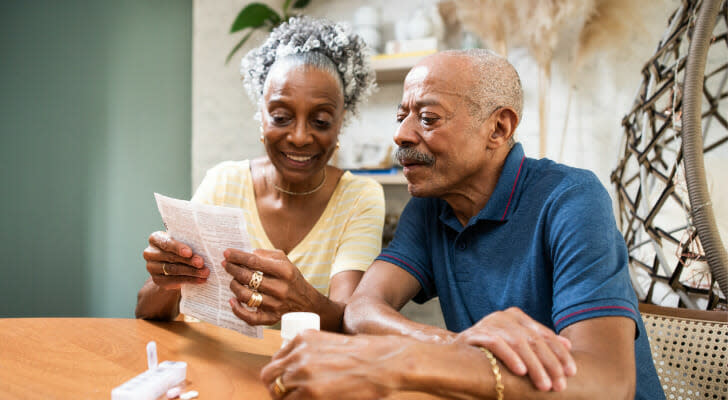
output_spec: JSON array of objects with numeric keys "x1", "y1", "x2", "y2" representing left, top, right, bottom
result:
[
  {"x1": 223, "y1": 248, "x2": 321, "y2": 326},
  {"x1": 143, "y1": 231, "x2": 209, "y2": 290},
  {"x1": 454, "y1": 307, "x2": 577, "y2": 392}
]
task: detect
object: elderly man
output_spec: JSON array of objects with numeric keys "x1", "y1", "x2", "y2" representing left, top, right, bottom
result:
[{"x1": 260, "y1": 50, "x2": 664, "y2": 400}]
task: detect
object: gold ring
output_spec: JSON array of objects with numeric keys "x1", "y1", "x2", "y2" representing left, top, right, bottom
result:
[
  {"x1": 162, "y1": 263, "x2": 170, "y2": 276},
  {"x1": 247, "y1": 292, "x2": 263, "y2": 308},
  {"x1": 273, "y1": 375, "x2": 287, "y2": 396},
  {"x1": 249, "y1": 270, "x2": 264, "y2": 291}
]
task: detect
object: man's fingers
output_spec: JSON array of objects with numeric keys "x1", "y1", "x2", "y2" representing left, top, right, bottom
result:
[
  {"x1": 513, "y1": 338, "x2": 552, "y2": 391},
  {"x1": 149, "y1": 231, "x2": 193, "y2": 258},
  {"x1": 465, "y1": 335, "x2": 527, "y2": 376},
  {"x1": 531, "y1": 338, "x2": 566, "y2": 391},
  {"x1": 547, "y1": 335, "x2": 577, "y2": 377},
  {"x1": 557, "y1": 335, "x2": 573, "y2": 351}
]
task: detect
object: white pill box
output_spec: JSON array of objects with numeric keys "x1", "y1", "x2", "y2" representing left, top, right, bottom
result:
[{"x1": 111, "y1": 361, "x2": 187, "y2": 400}]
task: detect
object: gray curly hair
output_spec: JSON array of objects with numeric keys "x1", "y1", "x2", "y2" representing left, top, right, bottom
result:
[{"x1": 241, "y1": 16, "x2": 376, "y2": 119}]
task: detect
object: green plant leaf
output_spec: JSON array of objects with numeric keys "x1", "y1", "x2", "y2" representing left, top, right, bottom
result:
[
  {"x1": 283, "y1": 0, "x2": 294, "y2": 13},
  {"x1": 230, "y1": 3, "x2": 281, "y2": 33},
  {"x1": 292, "y1": 0, "x2": 311, "y2": 9},
  {"x1": 225, "y1": 30, "x2": 254, "y2": 64}
]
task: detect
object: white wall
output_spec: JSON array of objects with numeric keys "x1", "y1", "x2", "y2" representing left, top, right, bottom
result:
[{"x1": 192, "y1": 0, "x2": 677, "y2": 191}]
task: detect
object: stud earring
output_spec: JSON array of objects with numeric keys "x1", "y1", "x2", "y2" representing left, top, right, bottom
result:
[
  {"x1": 260, "y1": 135, "x2": 265, "y2": 144},
  {"x1": 336, "y1": 141, "x2": 340, "y2": 150}
]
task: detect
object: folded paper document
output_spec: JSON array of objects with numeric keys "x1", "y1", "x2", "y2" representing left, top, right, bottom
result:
[{"x1": 154, "y1": 193, "x2": 262, "y2": 338}]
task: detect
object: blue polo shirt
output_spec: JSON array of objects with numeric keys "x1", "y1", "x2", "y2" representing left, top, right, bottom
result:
[{"x1": 378, "y1": 143, "x2": 663, "y2": 399}]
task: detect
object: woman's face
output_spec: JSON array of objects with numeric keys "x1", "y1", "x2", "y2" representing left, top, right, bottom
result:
[{"x1": 261, "y1": 64, "x2": 345, "y2": 185}]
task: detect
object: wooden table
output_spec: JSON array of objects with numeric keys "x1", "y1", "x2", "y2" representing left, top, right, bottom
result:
[
  {"x1": 0, "y1": 318, "x2": 439, "y2": 400},
  {"x1": 0, "y1": 318, "x2": 281, "y2": 399}
]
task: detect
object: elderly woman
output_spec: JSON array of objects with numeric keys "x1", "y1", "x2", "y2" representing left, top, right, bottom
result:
[{"x1": 135, "y1": 17, "x2": 383, "y2": 331}]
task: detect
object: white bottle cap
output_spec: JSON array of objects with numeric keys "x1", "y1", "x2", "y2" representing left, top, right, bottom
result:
[{"x1": 280, "y1": 312, "x2": 320, "y2": 348}]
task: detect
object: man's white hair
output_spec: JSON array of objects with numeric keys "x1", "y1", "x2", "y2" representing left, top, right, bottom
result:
[{"x1": 442, "y1": 49, "x2": 523, "y2": 123}]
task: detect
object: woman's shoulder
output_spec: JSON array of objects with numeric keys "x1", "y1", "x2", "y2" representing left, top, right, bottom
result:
[
  {"x1": 203, "y1": 159, "x2": 252, "y2": 182},
  {"x1": 338, "y1": 171, "x2": 384, "y2": 196}
]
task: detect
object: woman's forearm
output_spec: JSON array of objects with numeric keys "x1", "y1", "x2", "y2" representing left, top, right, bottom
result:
[
  {"x1": 135, "y1": 278, "x2": 181, "y2": 320},
  {"x1": 311, "y1": 293, "x2": 347, "y2": 332}
]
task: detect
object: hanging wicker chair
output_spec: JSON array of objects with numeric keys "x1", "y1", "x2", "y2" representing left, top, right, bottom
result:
[{"x1": 612, "y1": 0, "x2": 728, "y2": 310}]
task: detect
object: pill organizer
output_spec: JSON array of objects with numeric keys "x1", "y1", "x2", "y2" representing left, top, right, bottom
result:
[{"x1": 111, "y1": 360, "x2": 187, "y2": 400}]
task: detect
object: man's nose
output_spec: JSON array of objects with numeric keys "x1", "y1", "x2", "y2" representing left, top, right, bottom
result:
[{"x1": 394, "y1": 114, "x2": 420, "y2": 147}]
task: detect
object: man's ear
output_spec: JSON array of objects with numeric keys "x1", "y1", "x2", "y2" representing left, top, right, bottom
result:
[{"x1": 487, "y1": 107, "x2": 519, "y2": 148}]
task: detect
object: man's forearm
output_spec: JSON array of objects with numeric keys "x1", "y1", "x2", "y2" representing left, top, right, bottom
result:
[
  {"x1": 396, "y1": 343, "x2": 634, "y2": 400},
  {"x1": 343, "y1": 295, "x2": 454, "y2": 343}
]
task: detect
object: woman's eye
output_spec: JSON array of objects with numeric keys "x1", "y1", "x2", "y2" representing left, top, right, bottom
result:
[
  {"x1": 271, "y1": 115, "x2": 291, "y2": 125},
  {"x1": 311, "y1": 116, "x2": 332, "y2": 129},
  {"x1": 396, "y1": 114, "x2": 406, "y2": 123}
]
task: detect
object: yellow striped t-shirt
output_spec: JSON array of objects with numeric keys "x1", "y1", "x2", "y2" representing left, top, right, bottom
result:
[{"x1": 191, "y1": 160, "x2": 385, "y2": 296}]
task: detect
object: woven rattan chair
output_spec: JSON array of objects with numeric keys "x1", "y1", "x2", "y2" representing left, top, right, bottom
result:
[{"x1": 639, "y1": 303, "x2": 728, "y2": 399}]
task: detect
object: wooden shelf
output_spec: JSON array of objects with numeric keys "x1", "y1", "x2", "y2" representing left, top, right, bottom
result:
[
  {"x1": 371, "y1": 51, "x2": 436, "y2": 83},
  {"x1": 350, "y1": 171, "x2": 408, "y2": 185},
  {"x1": 372, "y1": 173, "x2": 408, "y2": 185}
]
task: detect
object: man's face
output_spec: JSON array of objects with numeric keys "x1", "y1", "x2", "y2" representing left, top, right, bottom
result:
[{"x1": 394, "y1": 59, "x2": 491, "y2": 198}]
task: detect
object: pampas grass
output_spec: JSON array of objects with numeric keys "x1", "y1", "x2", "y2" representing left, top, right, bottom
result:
[{"x1": 452, "y1": 0, "x2": 672, "y2": 158}]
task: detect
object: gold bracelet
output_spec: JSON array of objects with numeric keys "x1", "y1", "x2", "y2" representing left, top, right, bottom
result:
[{"x1": 479, "y1": 347, "x2": 504, "y2": 400}]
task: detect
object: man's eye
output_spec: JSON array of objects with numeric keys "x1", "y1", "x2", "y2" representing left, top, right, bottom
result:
[{"x1": 420, "y1": 115, "x2": 439, "y2": 126}]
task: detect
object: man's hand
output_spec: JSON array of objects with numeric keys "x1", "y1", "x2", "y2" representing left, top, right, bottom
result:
[
  {"x1": 454, "y1": 307, "x2": 577, "y2": 391},
  {"x1": 260, "y1": 330, "x2": 407, "y2": 399}
]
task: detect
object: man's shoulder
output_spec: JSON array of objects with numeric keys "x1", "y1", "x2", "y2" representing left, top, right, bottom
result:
[{"x1": 523, "y1": 157, "x2": 605, "y2": 198}]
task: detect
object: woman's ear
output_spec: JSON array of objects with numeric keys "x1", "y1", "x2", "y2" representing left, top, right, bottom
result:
[{"x1": 488, "y1": 107, "x2": 519, "y2": 147}]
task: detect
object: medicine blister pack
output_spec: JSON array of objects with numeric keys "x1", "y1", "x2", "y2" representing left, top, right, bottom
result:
[{"x1": 110, "y1": 360, "x2": 187, "y2": 400}]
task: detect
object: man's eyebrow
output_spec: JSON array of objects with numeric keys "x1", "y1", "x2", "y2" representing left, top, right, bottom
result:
[{"x1": 398, "y1": 99, "x2": 442, "y2": 110}]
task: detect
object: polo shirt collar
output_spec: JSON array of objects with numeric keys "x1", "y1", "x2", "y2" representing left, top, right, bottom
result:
[
  {"x1": 476, "y1": 143, "x2": 526, "y2": 222},
  {"x1": 439, "y1": 143, "x2": 527, "y2": 230}
]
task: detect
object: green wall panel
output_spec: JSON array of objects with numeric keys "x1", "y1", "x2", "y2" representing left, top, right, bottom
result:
[{"x1": 0, "y1": 0, "x2": 192, "y2": 317}]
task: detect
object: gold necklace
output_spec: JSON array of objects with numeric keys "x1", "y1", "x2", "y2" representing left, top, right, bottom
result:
[{"x1": 272, "y1": 168, "x2": 327, "y2": 196}]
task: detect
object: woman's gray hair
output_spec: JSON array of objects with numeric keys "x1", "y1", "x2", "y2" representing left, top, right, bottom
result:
[{"x1": 241, "y1": 16, "x2": 376, "y2": 119}]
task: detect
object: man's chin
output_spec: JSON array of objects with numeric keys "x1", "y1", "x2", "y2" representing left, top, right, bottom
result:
[{"x1": 406, "y1": 181, "x2": 437, "y2": 198}]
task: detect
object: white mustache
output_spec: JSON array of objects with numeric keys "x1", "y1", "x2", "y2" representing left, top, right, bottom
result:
[{"x1": 395, "y1": 147, "x2": 435, "y2": 165}]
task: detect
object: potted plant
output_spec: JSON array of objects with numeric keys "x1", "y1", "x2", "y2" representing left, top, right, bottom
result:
[{"x1": 226, "y1": 0, "x2": 312, "y2": 63}]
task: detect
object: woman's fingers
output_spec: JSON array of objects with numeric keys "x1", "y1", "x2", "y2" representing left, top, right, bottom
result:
[
  {"x1": 223, "y1": 260, "x2": 288, "y2": 297},
  {"x1": 229, "y1": 279, "x2": 283, "y2": 311},
  {"x1": 224, "y1": 248, "x2": 295, "y2": 281},
  {"x1": 149, "y1": 231, "x2": 193, "y2": 257},
  {"x1": 148, "y1": 261, "x2": 209, "y2": 279},
  {"x1": 151, "y1": 274, "x2": 206, "y2": 289},
  {"x1": 144, "y1": 245, "x2": 204, "y2": 268},
  {"x1": 229, "y1": 297, "x2": 281, "y2": 326}
]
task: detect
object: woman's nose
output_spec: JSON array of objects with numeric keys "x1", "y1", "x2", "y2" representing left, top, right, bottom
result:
[{"x1": 287, "y1": 119, "x2": 314, "y2": 147}]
